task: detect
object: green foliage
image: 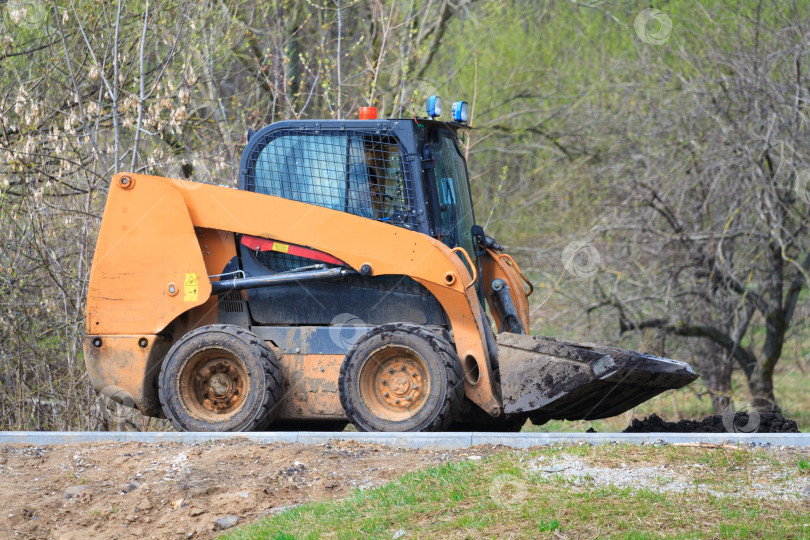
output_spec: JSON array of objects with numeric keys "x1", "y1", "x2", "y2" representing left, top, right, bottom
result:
[{"x1": 2, "y1": 0, "x2": 809, "y2": 429}]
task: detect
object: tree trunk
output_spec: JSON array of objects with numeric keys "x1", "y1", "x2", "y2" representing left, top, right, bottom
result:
[
  {"x1": 695, "y1": 341, "x2": 733, "y2": 414},
  {"x1": 747, "y1": 364, "x2": 780, "y2": 412},
  {"x1": 733, "y1": 351, "x2": 780, "y2": 412}
]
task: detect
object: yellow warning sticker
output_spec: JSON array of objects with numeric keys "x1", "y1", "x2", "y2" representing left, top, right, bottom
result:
[
  {"x1": 184, "y1": 273, "x2": 199, "y2": 302},
  {"x1": 272, "y1": 242, "x2": 289, "y2": 253}
]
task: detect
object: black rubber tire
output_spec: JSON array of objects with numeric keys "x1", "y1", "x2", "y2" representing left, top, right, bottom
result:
[
  {"x1": 339, "y1": 323, "x2": 464, "y2": 432},
  {"x1": 158, "y1": 324, "x2": 282, "y2": 432}
]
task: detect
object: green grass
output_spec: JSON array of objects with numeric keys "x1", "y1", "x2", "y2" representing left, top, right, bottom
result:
[{"x1": 220, "y1": 447, "x2": 809, "y2": 539}]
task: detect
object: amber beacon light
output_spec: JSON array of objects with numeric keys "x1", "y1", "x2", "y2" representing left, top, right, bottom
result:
[{"x1": 359, "y1": 107, "x2": 377, "y2": 120}]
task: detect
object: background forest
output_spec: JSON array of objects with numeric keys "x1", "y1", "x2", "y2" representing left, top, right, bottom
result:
[{"x1": 1, "y1": 0, "x2": 809, "y2": 431}]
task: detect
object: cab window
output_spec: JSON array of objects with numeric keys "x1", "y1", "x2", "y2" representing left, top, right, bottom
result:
[
  {"x1": 247, "y1": 130, "x2": 414, "y2": 226},
  {"x1": 432, "y1": 130, "x2": 477, "y2": 261}
]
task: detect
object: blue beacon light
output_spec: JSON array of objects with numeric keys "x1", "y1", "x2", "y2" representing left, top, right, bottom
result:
[
  {"x1": 451, "y1": 101, "x2": 469, "y2": 123},
  {"x1": 425, "y1": 95, "x2": 442, "y2": 119}
]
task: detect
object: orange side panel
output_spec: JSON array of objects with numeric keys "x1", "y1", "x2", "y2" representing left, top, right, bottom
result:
[
  {"x1": 86, "y1": 176, "x2": 211, "y2": 335},
  {"x1": 83, "y1": 334, "x2": 172, "y2": 417},
  {"x1": 196, "y1": 227, "x2": 237, "y2": 281}
]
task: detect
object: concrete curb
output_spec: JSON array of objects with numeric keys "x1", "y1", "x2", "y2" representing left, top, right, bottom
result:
[{"x1": 0, "y1": 431, "x2": 807, "y2": 448}]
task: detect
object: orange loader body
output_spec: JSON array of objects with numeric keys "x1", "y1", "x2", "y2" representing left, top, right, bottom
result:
[{"x1": 84, "y1": 173, "x2": 528, "y2": 422}]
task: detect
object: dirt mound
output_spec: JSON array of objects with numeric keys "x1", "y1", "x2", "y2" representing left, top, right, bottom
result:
[
  {"x1": 623, "y1": 412, "x2": 800, "y2": 433},
  {"x1": 0, "y1": 439, "x2": 496, "y2": 539}
]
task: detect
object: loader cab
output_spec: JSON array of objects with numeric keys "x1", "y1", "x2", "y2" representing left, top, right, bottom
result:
[
  {"x1": 238, "y1": 118, "x2": 478, "y2": 268},
  {"x1": 240, "y1": 120, "x2": 423, "y2": 231},
  {"x1": 232, "y1": 118, "x2": 476, "y2": 332}
]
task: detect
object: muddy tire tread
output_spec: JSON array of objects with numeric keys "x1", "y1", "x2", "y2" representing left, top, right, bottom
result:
[
  {"x1": 158, "y1": 324, "x2": 282, "y2": 432},
  {"x1": 339, "y1": 323, "x2": 464, "y2": 432}
]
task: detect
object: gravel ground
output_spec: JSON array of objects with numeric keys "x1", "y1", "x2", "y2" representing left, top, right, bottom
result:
[{"x1": 530, "y1": 443, "x2": 810, "y2": 502}]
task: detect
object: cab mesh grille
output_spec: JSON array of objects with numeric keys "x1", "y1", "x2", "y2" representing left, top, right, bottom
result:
[{"x1": 243, "y1": 129, "x2": 416, "y2": 229}]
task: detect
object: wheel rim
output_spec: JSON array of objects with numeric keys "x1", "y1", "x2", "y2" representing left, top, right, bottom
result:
[
  {"x1": 357, "y1": 345, "x2": 431, "y2": 422},
  {"x1": 178, "y1": 349, "x2": 250, "y2": 422}
]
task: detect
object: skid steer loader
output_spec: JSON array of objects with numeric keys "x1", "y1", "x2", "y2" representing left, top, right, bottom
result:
[{"x1": 83, "y1": 103, "x2": 697, "y2": 432}]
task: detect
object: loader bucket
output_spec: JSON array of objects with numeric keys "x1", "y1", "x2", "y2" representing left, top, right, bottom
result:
[{"x1": 497, "y1": 333, "x2": 698, "y2": 423}]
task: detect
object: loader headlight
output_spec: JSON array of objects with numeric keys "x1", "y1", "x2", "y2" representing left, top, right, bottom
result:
[
  {"x1": 425, "y1": 95, "x2": 442, "y2": 119},
  {"x1": 451, "y1": 101, "x2": 469, "y2": 123}
]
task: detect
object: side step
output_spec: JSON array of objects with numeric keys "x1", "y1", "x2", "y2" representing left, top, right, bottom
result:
[{"x1": 497, "y1": 333, "x2": 699, "y2": 423}]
